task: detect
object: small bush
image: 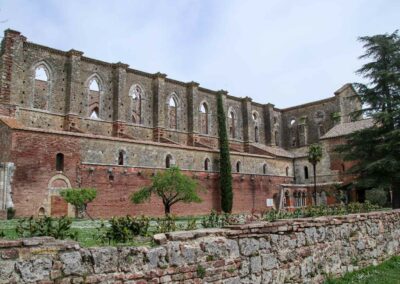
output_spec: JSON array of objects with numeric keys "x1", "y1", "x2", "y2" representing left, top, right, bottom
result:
[
  {"x1": 7, "y1": 207, "x2": 15, "y2": 220},
  {"x1": 16, "y1": 216, "x2": 77, "y2": 240},
  {"x1": 154, "y1": 214, "x2": 179, "y2": 234},
  {"x1": 99, "y1": 215, "x2": 150, "y2": 243},
  {"x1": 365, "y1": 188, "x2": 388, "y2": 207},
  {"x1": 201, "y1": 210, "x2": 230, "y2": 228}
]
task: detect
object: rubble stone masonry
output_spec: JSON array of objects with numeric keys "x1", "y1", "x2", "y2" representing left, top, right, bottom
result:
[{"x1": 0, "y1": 210, "x2": 399, "y2": 283}]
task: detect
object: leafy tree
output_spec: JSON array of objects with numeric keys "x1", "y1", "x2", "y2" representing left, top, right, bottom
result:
[
  {"x1": 308, "y1": 143, "x2": 323, "y2": 205},
  {"x1": 217, "y1": 91, "x2": 233, "y2": 213},
  {"x1": 131, "y1": 166, "x2": 202, "y2": 215},
  {"x1": 60, "y1": 188, "x2": 97, "y2": 219},
  {"x1": 337, "y1": 31, "x2": 400, "y2": 208}
]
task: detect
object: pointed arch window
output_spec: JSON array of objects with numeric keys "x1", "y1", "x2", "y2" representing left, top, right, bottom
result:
[
  {"x1": 229, "y1": 111, "x2": 235, "y2": 138},
  {"x1": 236, "y1": 161, "x2": 241, "y2": 173},
  {"x1": 200, "y1": 102, "x2": 209, "y2": 134},
  {"x1": 204, "y1": 158, "x2": 210, "y2": 171},
  {"x1": 275, "y1": 131, "x2": 279, "y2": 146},
  {"x1": 88, "y1": 77, "x2": 101, "y2": 119},
  {"x1": 118, "y1": 150, "x2": 126, "y2": 166},
  {"x1": 168, "y1": 96, "x2": 178, "y2": 129},
  {"x1": 33, "y1": 64, "x2": 51, "y2": 110},
  {"x1": 166, "y1": 154, "x2": 174, "y2": 168},
  {"x1": 304, "y1": 166, "x2": 309, "y2": 179},
  {"x1": 286, "y1": 166, "x2": 289, "y2": 176},
  {"x1": 56, "y1": 153, "x2": 64, "y2": 172},
  {"x1": 129, "y1": 84, "x2": 143, "y2": 124},
  {"x1": 263, "y1": 164, "x2": 267, "y2": 175}
]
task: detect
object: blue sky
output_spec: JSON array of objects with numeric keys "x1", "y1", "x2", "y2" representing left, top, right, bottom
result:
[{"x1": 0, "y1": 0, "x2": 399, "y2": 107}]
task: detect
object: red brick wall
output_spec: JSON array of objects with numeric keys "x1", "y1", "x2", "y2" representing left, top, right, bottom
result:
[
  {"x1": 9, "y1": 129, "x2": 294, "y2": 218},
  {"x1": 10, "y1": 131, "x2": 80, "y2": 217}
]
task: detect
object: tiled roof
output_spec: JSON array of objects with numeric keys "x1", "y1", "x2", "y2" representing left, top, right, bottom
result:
[
  {"x1": 251, "y1": 143, "x2": 295, "y2": 158},
  {"x1": 320, "y1": 119, "x2": 374, "y2": 139}
]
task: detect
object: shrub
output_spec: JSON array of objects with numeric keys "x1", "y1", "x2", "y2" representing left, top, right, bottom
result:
[
  {"x1": 98, "y1": 215, "x2": 150, "y2": 244},
  {"x1": 365, "y1": 188, "x2": 388, "y2": 207},
  {"x1": 16, "y1": 216, "x2": 77, "y2": 240},
  {"x1": 201, "y1": 210, "x2": 230, "y2": 228},
  {"x1": 154, "y1": 214, "x2": 179, "y2": 234}
]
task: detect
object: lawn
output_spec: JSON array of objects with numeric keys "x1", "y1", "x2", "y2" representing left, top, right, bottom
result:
[{"x1": 325, "y1": 256, "x2": 400, "y2": 284}]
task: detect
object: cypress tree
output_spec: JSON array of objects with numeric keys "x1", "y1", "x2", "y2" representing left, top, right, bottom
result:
[{"x1": 217, "y1": 91, "x2": 233, "y2": 213}]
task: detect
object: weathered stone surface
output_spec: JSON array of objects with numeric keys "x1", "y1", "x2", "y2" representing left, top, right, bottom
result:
[
  {"x1": 16, "y1": 257, "x2": 52, "y2": 282},
  {"x1": 60, "y1": 251, "x2": 86, "y2": 276},
  {"x1": 90, "y1": 247, "x2": 118, "y2": 274}
]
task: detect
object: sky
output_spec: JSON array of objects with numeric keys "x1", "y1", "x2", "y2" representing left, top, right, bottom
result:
[{"x1": 0, "y1": 0, "x2": 399, "y2": 108}]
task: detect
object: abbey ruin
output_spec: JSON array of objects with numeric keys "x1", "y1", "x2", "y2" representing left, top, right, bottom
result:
[{"x1": 0, "y1": 29, "x2": 371, "y2": 218}]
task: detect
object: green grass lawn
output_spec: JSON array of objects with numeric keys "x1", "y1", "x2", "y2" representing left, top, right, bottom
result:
[{"x1": 325, "y1": 256, "x2": 400, "y2": 284}]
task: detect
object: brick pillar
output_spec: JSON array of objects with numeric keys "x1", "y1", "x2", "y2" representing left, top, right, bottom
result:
[
  {"x1": 187, "y1": 81, "x2": 200, "y2": 146},
  {"x1": 112, "y1": 62, "x2": 128, "y2": 137},
  {"x1": 0, "y1": 29, "x2": 26, "y2": 109},
  {"x1": 152, "y1": 72, "x2": 167, "y2": 142},
  {"x1": 64, "y1": 49, "x2": 83, "y2": 131}
]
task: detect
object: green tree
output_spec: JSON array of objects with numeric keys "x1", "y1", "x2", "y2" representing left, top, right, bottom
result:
[
  {"x1": 60, "y1": 188, "x2": 97, "y2": 219},
  {"x1": 337, "y1": 31, "x2": 400, "y2": 208},
  {"x1": 131, "y1": 166, "x2": 202, "y2": 215},
  {"x1": 217, "y1": 91, "x2": 233, "y2": 213},
  {"x1": 308, "y1": 143, "x2": 323, "y2": 205}
]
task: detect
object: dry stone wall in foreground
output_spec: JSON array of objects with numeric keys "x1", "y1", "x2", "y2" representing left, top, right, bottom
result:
[{"x1": 0, "y1": 210, "x2": 399, "y2": 284}]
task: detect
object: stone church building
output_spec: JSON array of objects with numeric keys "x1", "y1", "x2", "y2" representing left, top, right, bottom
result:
[{"x1": 0, "y1": 29, "x2": 371, "y2": 218}]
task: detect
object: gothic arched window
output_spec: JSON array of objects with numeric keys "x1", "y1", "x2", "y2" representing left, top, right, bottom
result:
[
  {"x1": 168, "y1": 96, "x2": 178, "y2": 129},
  {"x1": 88, "y1": 77, "x2": 101, "y2": 119},
  {"x1": 33, "y1": 64, "x2": 51, "y2": 110},
  {"x1": 200, "y1": 102, "x2": 209, "y2": 134},
  {"x1": 129, "y1": 84, "x2": 143, "y2": 124},
  {"x1": 229, "y1": 111, "x2": 235, "y2": 138}
]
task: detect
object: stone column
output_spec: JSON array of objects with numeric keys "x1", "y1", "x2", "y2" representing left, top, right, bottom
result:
[
  {"x1": 0, "y1": 29, "x2": 26, "y2": 116},
  {"x1": 64, "y1": 49, "x2": 83, "y2": 131},
  {"x1": 187, "y1": 81, "x2": 199, "y2": 146},
  {"x1": 152, "y1": 72, "x2": 167, "y2": 142},
  {"x1": 263, "y1": 103, "x2": 275, "y2": 146},
  {"x1": 112, "y1": 62, "x2": 129, "y2": 137},
  {"x1": 242, "y1": 96, "x2": 252, "y2": 152},
  {"x1": 0, "y1": 162, "x2": 15, "y2": 211}
]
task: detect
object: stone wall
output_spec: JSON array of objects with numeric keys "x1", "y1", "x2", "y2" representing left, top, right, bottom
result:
[{"x1": 1, "y1": 210, "x2": 399, "y2": 283}]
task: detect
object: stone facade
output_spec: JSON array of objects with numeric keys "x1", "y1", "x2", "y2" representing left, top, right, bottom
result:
[
  {"x1": 0, "y1": 29, "x2": 364, "y2": 217},
  {"x1": 0, "y1": 210, "x2": 399, "y2": 283}
]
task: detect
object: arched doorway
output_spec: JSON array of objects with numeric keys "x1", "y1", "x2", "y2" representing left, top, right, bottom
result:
[{"x1": 46, "y1": 174, "x2": 74, "y2": 217}]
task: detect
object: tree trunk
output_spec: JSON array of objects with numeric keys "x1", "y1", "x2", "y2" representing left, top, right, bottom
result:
[
  {"x1": 164, "y1": 203, "x2": 171, "y2": 215},
  {"x1": 313, "y1": 164, "x2": 317, "y2": 205},
  {"x1": 392, "y1": 180, "x2": 400, "y2": 209}
]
